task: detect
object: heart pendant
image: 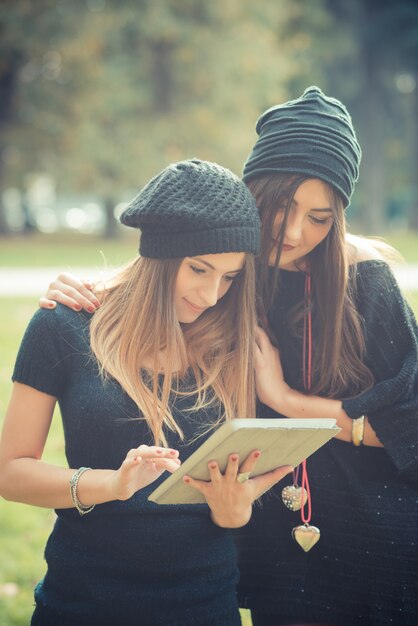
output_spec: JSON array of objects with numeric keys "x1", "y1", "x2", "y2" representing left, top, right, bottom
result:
[
  {"x1": 281, "y1": 485, "x2": 308, "y2": 511},
  {"x1": 292, "y1": 524, "x2": 320, "y2": 552}
]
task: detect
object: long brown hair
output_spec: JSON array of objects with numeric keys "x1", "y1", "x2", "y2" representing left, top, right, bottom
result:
[
  {"x1": 89, "y1": 254, "x2": 257, "y2": 445},
  {"x1": 247, "y1": 173, "x2": 374, "y2": 398}
]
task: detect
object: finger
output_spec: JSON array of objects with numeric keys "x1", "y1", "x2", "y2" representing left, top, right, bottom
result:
[
  {"x1": 153, "y1": 458, "x2": 181, "y2": 473},
  {"x1": 255, "y1": 325, "x2": 269, "y2": 345},
  {"x1": 207, "y1": 459, "x2": 223, "y2": 484},
  {"x1": 42, "y1": 290, "x2": 84, "y2": 312},
  {"x1": 223, "y1": 453, "x2": 240, "y2": 481},
  {"x1": 254, "y1": 326, "x2": 263, "y2": 351},
  {"x1": 182, "y1": 475, "x2": 208, "y2": 494},
  {"x1": 252, "y1": 465, "x2": 293, "y2": 496},
  {"x1": 39, "y1": 297, "x2": 57, "y2": 310},
  {"x1": 238, "y1": 449, "x2": 261, "y2": 475},
  {"x1": 51, "y1": 273, "x2": 100, "y2": 310},
  {"x1": 54, "y1": 286, "x2": 99, "y2": 312},
  {"x1": 82, "y1": 278, "x2": 95, "y2": 292},
  {"x1": 135, "y1": 445, "x2": 179, "y2": 460},
  {"x1": 120, "y1": 455, "x2": 143, "y2": 472}
]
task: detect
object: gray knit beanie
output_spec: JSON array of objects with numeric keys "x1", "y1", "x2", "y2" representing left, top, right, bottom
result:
[
  {"x1": 242, "y1": 86, "x2": 361, "y2": 206},
  {"x1": 120, "y1": 159, "x2": 261, "y2": 258}
]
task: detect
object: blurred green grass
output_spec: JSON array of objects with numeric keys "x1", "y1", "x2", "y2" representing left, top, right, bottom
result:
[{"x1": 0, "y1": 230, "x2": 417, "y2": 625}]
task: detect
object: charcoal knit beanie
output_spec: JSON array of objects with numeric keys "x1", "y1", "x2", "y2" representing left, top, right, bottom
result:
[
  {"x1": 242, "y1": 86, "x2": 361, "y2": 206},
  {"x1": 120, "y1": 159, "x2": 260, "y2": 258}
]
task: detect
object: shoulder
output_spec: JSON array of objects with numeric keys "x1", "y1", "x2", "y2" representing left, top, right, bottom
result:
[
  {"x1": 346, "y1": 234, "x2": 385, "y2": 264},
  {"x1": 22, "y1": 305, "x2": 92, "y2": 351},
  {"x1": 28, "y1": 304, "x2": 90, "y2": 331}
]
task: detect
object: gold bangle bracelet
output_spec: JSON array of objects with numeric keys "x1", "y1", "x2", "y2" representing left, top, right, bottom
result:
[{"x1": 351, "y1": 415, "x2": 365, "y2": 446}]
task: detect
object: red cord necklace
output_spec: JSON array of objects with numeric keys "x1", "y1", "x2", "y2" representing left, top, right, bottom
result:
[{"x1": 281, "y1": 271, "x2": 321, "y2": 552}]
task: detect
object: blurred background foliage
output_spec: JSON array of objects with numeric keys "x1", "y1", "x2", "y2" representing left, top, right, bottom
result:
[
  {"x1": 0, "y1": 0, "x2": 417, "y2": 240},
  {"x1": 0, "y1": 2, "x2": 418, "y2": 623}
]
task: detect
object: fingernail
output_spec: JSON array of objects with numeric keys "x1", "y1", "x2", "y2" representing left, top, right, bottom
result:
[
  {"x1": 183, "y1": 477, "x2": 191, "y2": 484},
  {"x1": 253, "y1": 451, "x2": 261, "y2": 458},
  {"x1": 48, "y1": 302, "x2": 55, "y2": 309},
  {"x1": 209, "y1": 463, "x2": 217, "y2": 470},
  {"x1": 74, "y1": 304, "x2": 81, "y2": 311},
  {"x1": 87, "y1": 305, "x2": 95, "y2": 313},
  {"x1": 231, "y1": 455, "x2": 238, "y2": 462}
]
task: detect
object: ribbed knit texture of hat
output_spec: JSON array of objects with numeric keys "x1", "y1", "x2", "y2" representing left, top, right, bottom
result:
[
  {"x1": 120, "y1": 159, "x2": 261, "y2": 258},
  {"x1": 242, "y1": 86, "x2": 362, "y2": 206}
]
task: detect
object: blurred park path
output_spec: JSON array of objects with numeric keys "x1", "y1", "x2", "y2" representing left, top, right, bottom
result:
[{"x1": 0, "y1": 265, "x2": 417, "y2": 296}]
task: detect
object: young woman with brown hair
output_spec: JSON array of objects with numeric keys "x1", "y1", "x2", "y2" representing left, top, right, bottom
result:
[
  {"x1": 241, "y1": 88, "x2": 418, "y2": 626},
  {"x1": 38, "y1": 88, "x2": 418, "y2": 625},
  {"x1": 0, "y1": 159, "x2": 293, "y2": 626}
]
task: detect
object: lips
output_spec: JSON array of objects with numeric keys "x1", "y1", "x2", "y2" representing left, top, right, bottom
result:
[
  {"x1": 272, "y1": 239, "x2": 295, "y2": 252},
  {"x1": 183, "y1": 298, "x2": 206, "y2": 313}
]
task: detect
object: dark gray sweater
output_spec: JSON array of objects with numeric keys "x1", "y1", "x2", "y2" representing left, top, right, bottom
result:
[
  {"x1": 237, "y1": 260, "x2": 418, "y2": 626},
  {"x1": 13, "y1": 305, "x2": 241, "y2": 626}
]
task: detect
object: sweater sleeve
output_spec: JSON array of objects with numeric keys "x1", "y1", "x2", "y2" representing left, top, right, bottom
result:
[
  {"x1": 12, "y1": 307, "x2": 69, "y2": 398},
  {"x1": 342, "y1": 261, "x2": 418, "y2": 479}
]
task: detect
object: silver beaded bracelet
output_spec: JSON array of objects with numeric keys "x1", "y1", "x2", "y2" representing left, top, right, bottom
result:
[{"x1": 69, "y1": 467, "x2": 95, "y2": 515}]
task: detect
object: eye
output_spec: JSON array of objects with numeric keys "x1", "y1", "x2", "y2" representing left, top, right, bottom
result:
[
  {"x1": 309, "y1": 214, "x2": 333, "y2": 225},
  {"x1": 190, "y1": 264, "x2": 206, "y2": 274},
  {"x1": 224, "y1": 274, "x2": 239, "y2": 283}
]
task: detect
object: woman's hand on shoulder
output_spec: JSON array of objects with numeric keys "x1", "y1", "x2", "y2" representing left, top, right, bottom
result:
[
  {"x1": 109, "y1": 445, "x2": 181, "y2": 501},
  {"x1": 39, "y1": 273, "x2": 100, "y2": 313},
  {"x1": 183, "y1": 450, "x2": 292, "y2": 528}
]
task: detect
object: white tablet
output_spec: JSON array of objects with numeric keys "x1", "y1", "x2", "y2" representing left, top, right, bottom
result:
[{"x1": 148, "y1": 418, "x2": 340, "y2": 505}]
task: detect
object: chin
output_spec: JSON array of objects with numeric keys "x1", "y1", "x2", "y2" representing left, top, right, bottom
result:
[{"x1": 177, "y1": 311, "x2": 202, "y2": 324}]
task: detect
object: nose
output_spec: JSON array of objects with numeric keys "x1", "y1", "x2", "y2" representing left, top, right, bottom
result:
[
  {"x1": 199, "y1": 278, "x2": 222, "y2": 307},
  {"x1": 284, "y1": 211, "x2": 303, "y2": 243}
]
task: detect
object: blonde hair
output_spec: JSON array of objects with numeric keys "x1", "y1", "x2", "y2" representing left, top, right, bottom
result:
[{"x1": 90, "y1": 255, "x2": 257, "y2": 445}]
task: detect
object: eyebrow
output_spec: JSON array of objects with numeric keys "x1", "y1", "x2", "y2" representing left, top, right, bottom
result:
[
  {"x1": 290, "y1": 198, "x2": 333, "y2": 213},
  {"x1": 191, "y1": 257, "x2": 243, "y2": 273}
]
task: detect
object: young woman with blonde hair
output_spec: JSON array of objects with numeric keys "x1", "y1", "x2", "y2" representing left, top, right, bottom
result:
[{"x1": 0, "y1": 159, "x2": 292, "y2": 626}]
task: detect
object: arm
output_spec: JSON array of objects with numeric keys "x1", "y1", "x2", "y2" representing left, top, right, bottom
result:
[
  {"x1": 0, "y1": 382, "x2": 180, "y2": 509},
  {"x1": 340, "y1": 261, "x2": 418, "y2": 477},
  {"x1": 39, "y1": 273, "x2": 100, "y2": 313},
  {"x1": 254, "y1": 326, "x2": 383, "y2": 447},
  {"x1": 183, "y1": 450, "x2": 293, "y2": 528}
]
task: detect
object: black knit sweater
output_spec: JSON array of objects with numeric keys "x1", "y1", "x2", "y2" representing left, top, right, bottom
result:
[
  {"x1": 13, "y1": 305, "x2": 241, "y2": 626},
  {"x1": 236, "y1": 260, "x2": 418, "y2": 626}
]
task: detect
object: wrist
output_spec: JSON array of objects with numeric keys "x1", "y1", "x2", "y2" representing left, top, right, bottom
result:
[
  {"x1": 271, "y1": 381, "x2": 293, "y2": 415},
  {"x1": 210, "y1": 505, "x2": 252, "y2": 529},
  {"x1": 106, "y1": 469, "x2": 129, "y2": 501},
  {"x1": 77, "y1": 469, "x2": 117, "y2": 505},
  {"x1": 261, "y1": 380, "x2": 292, "y2": 414}
]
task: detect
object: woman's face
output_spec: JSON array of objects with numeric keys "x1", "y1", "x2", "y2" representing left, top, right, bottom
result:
[
  {"x1": 174, "y1": 252, "x2": 245, "y2": 323},
  {"x1": 269, "y1": 178, "x2": 335, "y2": 269}
]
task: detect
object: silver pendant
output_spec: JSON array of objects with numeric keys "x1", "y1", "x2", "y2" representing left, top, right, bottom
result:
[
  {"x1": 292, "y1": 523, "x2": 320, "y2": 552},
  {"x1": 281, "y1": 485, "x2": 308, "y2": 511}
]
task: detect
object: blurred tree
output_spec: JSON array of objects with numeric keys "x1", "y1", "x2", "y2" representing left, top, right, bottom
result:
[
  {"x1": 0, "y1": 0, "x2": 88, "y2": 235},
  {"x1": 2, "y1": 0, "x2": 298, "y2": 238},
  {"x1": 276, "y1": 0, "x2": 418, "y2": 232},
  {"x1": 8, "y1": 0, "x2": 416, "y2": 239}
]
